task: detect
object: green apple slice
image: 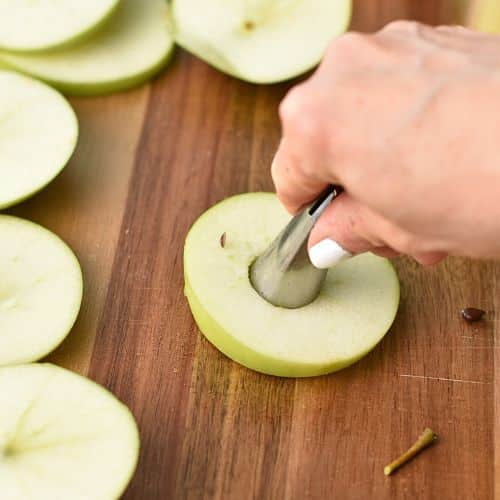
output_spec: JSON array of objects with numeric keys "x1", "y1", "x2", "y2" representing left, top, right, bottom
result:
[
  {"x1": 0, "y1": 216, "x2": 83, "y2": 366},
  {"x1": 467, "y1": 0, "x2": 500, "y2": 33},
  {"x1": 0, "y1": 0, "x2": 174, "y2": 96},
  {"x1": 171, "y1": 0, "x2": 352, "y2": 84},
  {"x1": 184, "y1": 193, "x2": 400, "y2": 377},
  {"x1": 0, "y1": 363, "x2": 140, "y2": 499},
  {"x1": 0, "y1": 0, "x2": 119, "y2": 53},
  {"x1": 0, "y1": 71, "x2": 78, "y2": 209}
]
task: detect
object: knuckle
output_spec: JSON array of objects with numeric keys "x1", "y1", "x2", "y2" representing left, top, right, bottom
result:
[
  {"x1": 271, "y1": 153, "x2": 288, "y2": 188},
  {"x1": 327, "y1": 31, "x2": 370, "y2": 56},
  {"x1": 383, "y1": 20, "x2": 422, "y2": 33},
  {"x1": 279, "y1": 86, "x2": 305, "y2": 124},
  {"x1": 279, "y1": 88, "x2": 319, "y2": 140},
  {"x1": 270, "y1": 158, "x2": 279, "y2": 183},
  {"x1": 392, "y1": 231, "x2": 418, "y2": 255}
]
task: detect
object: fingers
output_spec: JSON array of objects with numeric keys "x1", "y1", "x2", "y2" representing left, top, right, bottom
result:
[
  {"x1": 272, "y1": 84, "x2": 336, "y2": 213},
  {"x1": 271, "y1": 138, "x2": 329, "y2": 214},
  {"x1": 307, "y1": 193, "x2": 447, "y2": 268},
  {"x1": 412, "y1": 251, "x2": 448, "y2": 266},
  {"x1": 308, "y1": 193, "x2": 394, "y2": 258}
]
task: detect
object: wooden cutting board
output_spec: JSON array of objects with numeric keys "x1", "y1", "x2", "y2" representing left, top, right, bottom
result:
[{"x1": 7, "y1": 1, "x2": 499, "y2": 498}]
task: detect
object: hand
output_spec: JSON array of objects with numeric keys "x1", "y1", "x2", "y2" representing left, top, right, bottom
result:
[{"x1": 271, "y1": 21, "x2": 500, "y2": 267}]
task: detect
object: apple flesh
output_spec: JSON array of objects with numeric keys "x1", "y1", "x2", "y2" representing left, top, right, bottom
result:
[
  {"x1": 0, "y1": 0, "x2": 119, "y2": 53},
  {"x1": 171, "y1": 0, "x2": 352, "y2": 83},
  {"x1": 184, "y1": 193, "x2": 400, "y2": 377},
  {"x1": 467, "y1": 0, "x2": 500, "y2": 33},
  {"x1": 0, "y1": 0, "x2": 174, "y2": 96},
  {"x1": 0, "y1": 216, "x2": 83, "y2": 366},
  {"x1": 0, "y1": 363, "x2": 139, "y2": 499},
  {"x1": 0, "y1": 70, "x2": 78, "y2": 209}
]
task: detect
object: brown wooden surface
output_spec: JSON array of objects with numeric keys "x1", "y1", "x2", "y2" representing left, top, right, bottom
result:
[{"x1": 6, "y1": 1, "x2": 500, "y2": 498}]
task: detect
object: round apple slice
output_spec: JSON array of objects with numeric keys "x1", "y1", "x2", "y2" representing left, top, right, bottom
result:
[
  {"x1": 0, "y1": 0, "x2": 119, "y2": 53},
  {"x1": 184, "y1": 193, "x2": 400, "y2": 377},
  {"x1": 0, "y1": 363, "x2": 140, "y2": 499},
  {"x1": 0, "y1": 0, "x2": 174, "y2": 96},
  {"x1": 0, "y1": 71, "x2": 78, "y2": 209},
  {"x1": 0, "y1": 216, "x2": 83, "y2": 366},
  {"x1": 171, "y1": 0, "x2": 352, "y2": 83}
]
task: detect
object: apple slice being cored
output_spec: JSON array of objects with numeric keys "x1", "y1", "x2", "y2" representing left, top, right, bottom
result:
[
  {"x1": 0, "y1": 71, "x2": 78, "y2": 209},
  {"x1": 171, "y1": 0, "x2": 352, "y2": 83},
  {"x1": 184, "y1": 193, "x2": 400, "y2": 377},
  {"x1": 0, "y1": 0, "x2": 119, "y2": 53},
  {"x1": 0, "y1": 216, "x2": 83, "y2": 366},
  {"x1": 0, "y1": 0, "x2": 174, "y2": 96},
  {"x1": 0, "y1": 363, "x2": 140, "y2": 499}
]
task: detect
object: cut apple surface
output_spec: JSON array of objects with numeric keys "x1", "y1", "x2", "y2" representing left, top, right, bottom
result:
[
  {"x1": 171, "y1": 0, "x2": 352, "y2": 83},
  {"x1": 184, "y1": 193, "x2": 400, "y2": 377},
  {"x1": 0, "y1": 0, "x2": 174, "y2": 95},
  {"x1": 467, "y1": 0, "x2": 500, "y2": 33},
  {"x1": 0, "y1": 216, "x2": 83, "y2": 366},
  {"x1": 0, "y1": 0, "x2": 119, "y2": 53},
  {"x1": 0, "y1": 71, "x2": 78, "y2": 209},
  {"x1": 0, "y1": 363, "x2": 140, "y2": 499}
]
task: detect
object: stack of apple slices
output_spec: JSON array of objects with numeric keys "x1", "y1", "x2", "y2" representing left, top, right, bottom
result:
[
  {"x1": 0, "y1": 1, "x2": 120, "y2": 53},
  {"x1": 0, "y1": 0, "x2": 174, "y2": 95},
  {"x1": 0, "y1": 1, "x2": 356, "y2": 496},
  {"x1": 0, "y1": 64, "x2": 139, "y2": 500},
  {"x1": 0, "y1": 0, "x2": 352, "y2": 92}
]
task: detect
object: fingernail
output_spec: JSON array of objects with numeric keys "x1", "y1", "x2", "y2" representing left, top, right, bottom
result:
[{"x1": 308, "y1": 239, "x2": 352, "y2": 269}]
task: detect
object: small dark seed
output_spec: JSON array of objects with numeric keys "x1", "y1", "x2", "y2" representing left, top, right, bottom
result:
[
  {"x1": 243, "y1": 20, "x2": 255, "y2": 30},
  {"x1": 219, "y1": 232, "x2": 226, "y2": 248},
  {"x1": 461, "y1": 307, "x2": 485, "y2": 323}
]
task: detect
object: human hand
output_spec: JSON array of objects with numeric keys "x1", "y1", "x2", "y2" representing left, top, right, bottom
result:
[{"x1": 272, "y1": 21, "x2": 500, "y2": 266}]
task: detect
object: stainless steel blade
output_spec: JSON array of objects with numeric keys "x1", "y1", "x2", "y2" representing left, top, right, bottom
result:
[{"x1": 250, "y1": 185, "x2": 343, "y2": 309}]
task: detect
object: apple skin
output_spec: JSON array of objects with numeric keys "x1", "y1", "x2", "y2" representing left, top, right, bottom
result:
[
  {"x1": 0, "y1": 1, "x2": 121, "y2": 54},
  {"x1": 184, "y1": 275, "x2": 400, "y2": 378},
  {"x1": 0, "y1": 0, "x2": 175, "y2": 96},
  {"x1": 183, "y1": 193, "x2": 400, "y2": 378},
  {"x1": 0, "y1": 50, "x2": 174, "y2": 96}
]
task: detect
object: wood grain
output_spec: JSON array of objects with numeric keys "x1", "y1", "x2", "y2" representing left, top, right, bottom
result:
[{"x1": 5, "y1": 2, "x2": 499, "y2": 499}]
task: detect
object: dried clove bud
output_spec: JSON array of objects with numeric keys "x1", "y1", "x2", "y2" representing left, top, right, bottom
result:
[{"x1": 384, "y1": 428, "x2": 437, "y2": 476}]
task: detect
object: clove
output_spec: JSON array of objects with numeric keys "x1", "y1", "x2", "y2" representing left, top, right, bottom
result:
[{"x1": 384, "y1": 428, "x2": 437, "y2": 476}]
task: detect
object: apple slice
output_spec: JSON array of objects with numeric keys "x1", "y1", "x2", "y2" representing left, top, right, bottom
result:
[
  {"x1": 0, "y1": 216, "x2": 83, "y2": 366},
  {"x1": 0, "y1": 0, "x2": 174, "y2": 96},
  {"x1": 0, "y1": 363, "x2": 140, "y2": 499},
  {"x1": 171, "y1": 0, "x2": 352, "y2": 83},
  {"x1": 0, "y1": 71, "x2": 78, "y2": 209},
  {"x1": 467, "y1": 0, "x2": 500, "y2": 33},
  {"x1": 184, "y1": 193, "x2": 400, "y2": 377},
  {"x1": 0, "y1": 0, "x2": 119, "y2": 53}
]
